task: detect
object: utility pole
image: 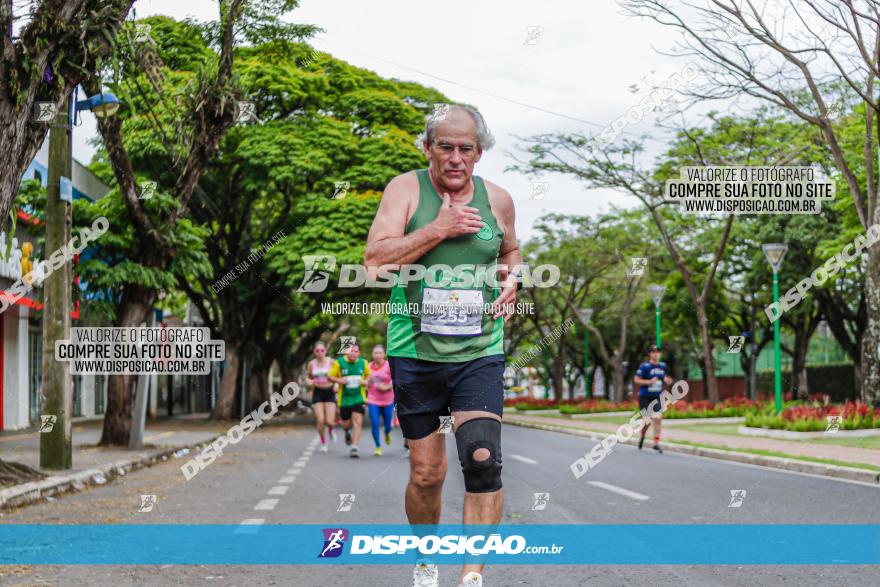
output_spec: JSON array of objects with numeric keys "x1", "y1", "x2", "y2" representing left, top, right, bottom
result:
[
  {"x1": 129, "y1": 311, "x2": 155, "y2": 449},
  {"x1": 749, "y1": 293, "x2": 758, "y2": 401},
  {"x1": 40, "y1": 99, "x2": 73, "y2": 469}
]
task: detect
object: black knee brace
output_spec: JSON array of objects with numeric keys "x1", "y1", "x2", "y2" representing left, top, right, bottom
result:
[{"x1": 455, "y1": 417, "x2": 502, "y2": 493}]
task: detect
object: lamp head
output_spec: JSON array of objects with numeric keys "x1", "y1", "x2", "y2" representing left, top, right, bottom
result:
[
  {"x1": 577, "y1": 307, "x2": 594, "y2": 327},
  {"x1": 648, "y1": 284, "x2": 666, "y2": 307},
  {"x1": 762, "y1": 243, "x2": 788, "y2": 273},
  {"x1": 76, "y1": 92, "x2": 121, "y2": 119}
]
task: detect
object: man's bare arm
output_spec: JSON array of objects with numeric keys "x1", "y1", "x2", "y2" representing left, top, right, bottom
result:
[
  {"x1": 493, "y1": 188, "x2": 522, "y2": 276},
  {"x1": 365, "y1": 173, "x2": 482, "y2": 268},
  {"x1": 486, "y1": 186, "x2": 521, "y2": 321}
]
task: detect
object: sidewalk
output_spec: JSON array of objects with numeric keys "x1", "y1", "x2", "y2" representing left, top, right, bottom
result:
[
  {"x1": 505, "y1": 413, "x2": 880, "y2": 483},
  {"x1": 0, "y1": 417, "x2": 228, "y2": 510}
]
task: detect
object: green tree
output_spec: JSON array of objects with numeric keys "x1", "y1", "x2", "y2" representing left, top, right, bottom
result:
[
  {"x1": 83, "y1": 2, "x2": 318, "y2": 442},
  {"x1": 0, "y1": 0, "x2": 135, "y2": 231},
  {"x1": 178, "y1": 40, "x2": 447, "y2": 418},
  {"x1": 621, "y1": 0, "x2": 880, "y2": 404},
  {"x1": 512, "y1": 110, "x2": 814, "y2": 402}
]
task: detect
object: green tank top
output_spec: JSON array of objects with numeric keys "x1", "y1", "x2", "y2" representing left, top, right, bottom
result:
[
  {"x1": 337, "y1": 357, "x2": 367, "y2": 407},
  {"x1": 386, "y1": 169, "x2": 505, "y2": 362}
]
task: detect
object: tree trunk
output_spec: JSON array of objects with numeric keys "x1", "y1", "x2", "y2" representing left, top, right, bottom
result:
[
  {"x1": 213, "y1": 342, "x2": 241, "y2": 420},
  {"x1": 99, "y1": 290, "x2": 154, "y2": 446},
  {"x1": 862, "y1": 245, "x2": 880, "y2": 405},
  {"x1": 612, "y1": 358, "x2": 624, "y2": 403},
  {"x1": 695, "y1": 304, "x2": 719, "y2": 403},
  {"x1": 248, "y1": 365, "x2": 269, "y2": 412},
  {"x1": 792, "y1": 329, "x2": 810, "y2": 400},
  {"x1": 553, "y1": 354, "x2": 565, "y2": 402},
  {"x1": 280, "y1": 360, "x2": 296, "y2": 388}
]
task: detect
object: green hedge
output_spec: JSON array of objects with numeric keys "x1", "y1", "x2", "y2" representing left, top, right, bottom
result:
[{"x1": 755, "y1": 363, "x2": 856, "y2": 402}]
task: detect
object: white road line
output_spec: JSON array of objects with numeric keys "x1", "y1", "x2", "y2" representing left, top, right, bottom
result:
[
  {"x1": 285, "y1": 469, "x2": 300, "y2": 475},
  {"x1": 295, "y1": 458, "x2": 308, "y2": 465},
  {"x1": 278, "y1": 476, "x2": 296, "y2": 483},
  {"x1": 292, "y1": 462, "x2": 306, "y2": 468},
  {"x1": 267, "y1": 485, "x2": 289, "y2": 496},
  {"x1": 233, "y1": 519, "x2": 265, "y2": 534},
  {"x1": 587, "y1": 481, "x2": 650, "y2": 501},
  {"x1": 254, "y1": 498, "x2": 279, "y2": 511},
  {"x1": 509, "y1": 454, "x2": 539, "y2": 465}
]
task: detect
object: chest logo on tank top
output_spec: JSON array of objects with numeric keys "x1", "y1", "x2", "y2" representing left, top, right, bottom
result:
[{"x1": 475, "y1": 221, "x2": 493, "y2": 241}]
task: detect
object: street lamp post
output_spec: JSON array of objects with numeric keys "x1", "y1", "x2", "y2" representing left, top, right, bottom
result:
[
  {"x1": 539, "y1": 325, "x2": 551, "y2": 399},
  {"x1": 40, "y1": 92, "x2": 121, "y2": 469},
  {"x1": 762, "y1": 243, "x2": 788, "y2": 414},
  {"x1": 648, "y1": 285, "x2": 666, "y2": 350},
  {"x1": 576, "y1": 308, "x2": 594, "y2": 398}
]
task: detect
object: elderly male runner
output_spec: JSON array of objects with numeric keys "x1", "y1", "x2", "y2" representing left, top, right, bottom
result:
[{"x1": 365, "y1": 104, "x2": 520, "y2": 587}]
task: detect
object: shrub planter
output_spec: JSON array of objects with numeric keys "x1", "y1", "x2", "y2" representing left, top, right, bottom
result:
[
  {"x1": 738, "y1": 425, "x2": 880, "y2": 439},
  {"x1": 519, "y1": 408, "x2": 561, "y2": 416}
]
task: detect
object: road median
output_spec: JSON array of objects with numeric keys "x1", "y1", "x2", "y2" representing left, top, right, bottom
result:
[{"x1": 504, "y1": 414, "x2": 880, "y2": 485}]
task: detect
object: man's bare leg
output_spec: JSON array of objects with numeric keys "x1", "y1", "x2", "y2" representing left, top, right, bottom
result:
[
  {"x1": 652, "y1": 415, "x2": 662, "y2": 447},
  {"x1": 406, "y1": 432, "x2": 447, "y2": 523},
  {"x1": 352, "y1": 411, "x2": 364, "y2": 446},
  {"x1": 454, "y1": 411, "x2": 503, "y2": 583}
]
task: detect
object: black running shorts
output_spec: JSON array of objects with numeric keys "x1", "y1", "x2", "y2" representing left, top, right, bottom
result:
[
  {"x1": 389, "y1": 355, "x2": 505, "y2": 440},
  {"x1": 638, "y1": 394, "x2": 663, "y2": 416},
  {"x1": 339, "y1": 404, "x2": 365, "y2": 420},
  {"x1": 312, "y1": 386, "x2": 336, "y2": 404}
]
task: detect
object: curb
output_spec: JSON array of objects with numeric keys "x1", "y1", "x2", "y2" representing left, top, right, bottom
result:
[
  {"x1": 738, "y1": 425, "x2": 880, "y2": 439},
  {"x1": 0, "y1": 436, "x2": 221, "y2": 511},
  {"x1": 664, "y1": 416, "x2": 744, "y2": 426},
  {"x1": 569, "y1": 411, "x2": 634, "y2": 419},
  {"x1": 503, "y1": 418, "x2": 880, "y2": 485}
]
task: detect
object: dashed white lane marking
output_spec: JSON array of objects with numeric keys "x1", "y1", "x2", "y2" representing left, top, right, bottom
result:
[
  {"x1": 254, "y1": 498, "x2": 280, "y2": 511},
  {"x1": 234, "y1": 519, "x2": 265, "y2": 534},
  {"x1": 509, "y1": 454, "x2": 539, "y2": 465},
  {"x1": 587, "y1": 481, "x2": 650, "y2": 501},
  {"x1": 240, "y1": 438, "x2": 313, "y2": 525}
]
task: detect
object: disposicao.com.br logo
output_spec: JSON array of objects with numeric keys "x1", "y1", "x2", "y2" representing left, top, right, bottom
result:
[
  {"x1": 320, "y1": 528, "x2": 563, "y2": 558},
  {"x1": 297, "y1": 255, "x2": 560, "y2": 292}
]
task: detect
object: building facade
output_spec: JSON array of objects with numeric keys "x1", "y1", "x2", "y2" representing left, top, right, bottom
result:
[{"x1": 0, "y1": 140, "x2": 111, "y2": 431}]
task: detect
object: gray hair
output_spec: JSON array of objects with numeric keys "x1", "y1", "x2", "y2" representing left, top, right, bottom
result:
[{"x1": 417, "y1": 104, "x2": 496, "y2": 152}]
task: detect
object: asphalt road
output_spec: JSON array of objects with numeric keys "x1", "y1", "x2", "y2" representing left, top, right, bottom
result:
[{"x1": 2, "y1": 418, "x2": 879, "y2": 586}]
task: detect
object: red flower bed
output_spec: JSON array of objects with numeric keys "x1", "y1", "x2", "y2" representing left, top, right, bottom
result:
[{"x1": 781, "y1": 401, "x2": 880, "y2": 422}]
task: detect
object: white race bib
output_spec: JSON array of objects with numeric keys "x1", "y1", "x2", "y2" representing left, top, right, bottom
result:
[
  {"x1": 648, "y1": 380, "x2": 663, "y2": 392},
  {"x1": 420, "y1": 288, "x2": 484, "y2": 336},
  {"x1": 346, "y1": 375, "x2": 362, "y2": 388}
]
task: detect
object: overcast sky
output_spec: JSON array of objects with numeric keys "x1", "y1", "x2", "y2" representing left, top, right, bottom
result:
[{"x1": 73, "y1": 0, "x2": 695, "y2": 240}]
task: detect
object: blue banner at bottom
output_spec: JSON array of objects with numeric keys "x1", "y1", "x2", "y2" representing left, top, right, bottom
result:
[{"x1": 1, "y1": 524, "x2": 878, "y2": 564}]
